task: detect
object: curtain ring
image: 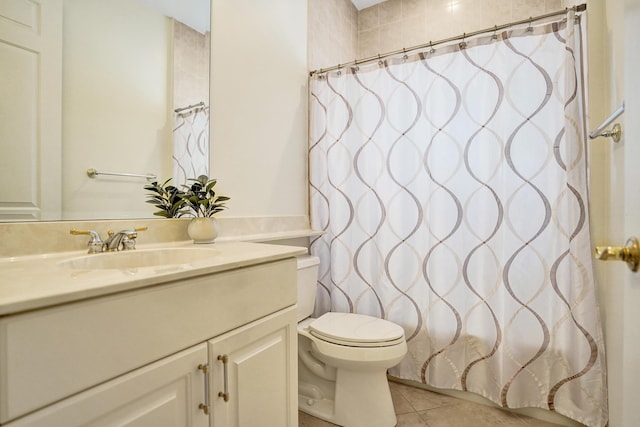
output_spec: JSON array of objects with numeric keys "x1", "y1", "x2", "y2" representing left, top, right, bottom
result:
[
  {"x1": 429, "y1": 41, "x2": 435, "y2": 54},
  {"x1": 527, "y1": 17, "x2": 533, "y2": 32},
  {"x1": 459, "y1": 33, "x2": 467, "y2": 49},
  {"x1": 492, "y1": 25, "x2": 498, "y2": 40}
]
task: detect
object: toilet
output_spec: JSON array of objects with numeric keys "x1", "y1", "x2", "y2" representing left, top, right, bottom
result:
[{"x1": 296, "y1": 255, "x2": 408, "y2": 427}]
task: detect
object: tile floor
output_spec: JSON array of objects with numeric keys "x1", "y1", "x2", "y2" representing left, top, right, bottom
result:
[{"x1": 298, "y1": 380, "x2": 572, "y2": 427}]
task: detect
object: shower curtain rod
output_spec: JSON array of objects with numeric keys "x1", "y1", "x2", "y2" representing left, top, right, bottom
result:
[{"x1": 309, "y1": 3, "x2": 587, "y2": 76}]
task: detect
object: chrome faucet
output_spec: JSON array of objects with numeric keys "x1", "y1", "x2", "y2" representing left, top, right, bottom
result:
[
  {"x1": 103, "y1": 229, "x2": 139, "y2": 252},
  {"x1": 70, "y1": 227, "x2": 147, "y2": 253}
]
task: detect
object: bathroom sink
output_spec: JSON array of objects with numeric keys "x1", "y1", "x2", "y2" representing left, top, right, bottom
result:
[{"x1": 57, "y1": 248, "x2": 220, "y2": 270}]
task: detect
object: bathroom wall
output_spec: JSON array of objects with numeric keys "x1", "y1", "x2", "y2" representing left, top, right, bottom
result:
[
  {"x1": 209, "y1": 0, "x2": 308, "y2": 217},
  {"x1": 587, "y1": 0, "x2": 623, "y2": 424},
  {"x1": 61, "y1": 0, "x2": 173, "y2": 220}
]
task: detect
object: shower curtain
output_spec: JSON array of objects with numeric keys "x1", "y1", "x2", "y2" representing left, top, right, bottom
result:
[
  {"x1": 173, "y1": 106, "x2": 210, "y2": 186},
  {"x1": 309, "y1": 12, "x2": 607, "y2": 427}
]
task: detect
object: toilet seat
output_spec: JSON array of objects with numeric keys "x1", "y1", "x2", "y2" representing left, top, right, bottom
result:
[{"x1": 308, "y1": 312, "x2": 405, "y2": 348}]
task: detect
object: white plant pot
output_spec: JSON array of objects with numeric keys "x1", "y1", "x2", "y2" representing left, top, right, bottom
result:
[{"x1": 187, "y1": 217, "x2": 219, "y2": 244}]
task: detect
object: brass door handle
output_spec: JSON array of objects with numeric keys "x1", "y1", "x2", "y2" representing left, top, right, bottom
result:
[{"x1": 595, "y1": 237, "x2": 640, "y2": 272}]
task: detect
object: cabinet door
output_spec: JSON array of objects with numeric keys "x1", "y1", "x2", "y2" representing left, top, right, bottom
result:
[
  {"x1": 6, "y1": 344, "x2": 209, "y2": 427},
  {"x1": 208, "y1": 307, "x2": 297, "y2": 427}
]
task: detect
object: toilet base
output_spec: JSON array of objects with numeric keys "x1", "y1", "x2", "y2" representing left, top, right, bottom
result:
[
  {"x1": 334, "y1": 369, "x2": 397, "y2": 427},
  {"x1": 298, "y1": 389, "x2": 336, "y2": 423},
  {"x1": 298, "y1": 370, "x2": 397, "y2": 427}
]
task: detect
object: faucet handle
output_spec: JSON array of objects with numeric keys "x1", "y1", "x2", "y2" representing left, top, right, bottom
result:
[
  {"x1": 106, "y1": 226, "x2": 148, "y2": 237},
  {"x1": 70, "y1": 229, "x2": 103, "y2": 254},
  {"x1": 123, "y1": 227, "x2": 147, "y2": 250}
]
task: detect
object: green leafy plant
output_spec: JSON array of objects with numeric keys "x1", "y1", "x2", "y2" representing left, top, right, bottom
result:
[
  {"x1": 144, "y1": 178, "x2": 187, "y2": 218},
  {"x1": 180, "y1": 175, "x2": 230, "y2": 218},
  {"x1": 144, "y1": 175, "x2": 230, "y2": 218}
]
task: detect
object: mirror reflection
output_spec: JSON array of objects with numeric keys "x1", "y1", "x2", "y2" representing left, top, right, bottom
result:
[{"x1": 0, "y1": 0, "x2": 210, "y2": 222}]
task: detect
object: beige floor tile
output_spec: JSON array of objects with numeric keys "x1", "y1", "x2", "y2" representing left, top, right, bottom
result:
[
  {"x1": 396, "y1": 411, "x2": 430, "y2": 426},
  {"x1": 299, "y1": 410, "x2": 340, "y2": 427},
  {"x1": 390, "y1": 382, "x2": 419, "y2": 414},
  {"x1": 521, "y1": 417, "x2": 568, "y2": 427},
  {"x1": 417, "y1": 401, "x2": 534, "y2": 427},
  {"x1": 391, "y1": 381, "x2": 461, "y2": 411},
  {"x1": 300, "y1": 380, "x2": 568, "y2": 427}
]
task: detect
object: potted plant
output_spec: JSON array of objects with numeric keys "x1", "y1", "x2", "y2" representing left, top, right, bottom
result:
[
  {"x1": 144, "y1": 175, "x2": 230, "y2": 243},
  {"x1": 180, "y1": 175, "x2": 230, "y2": 243},
  {"x1": 180, "y1": 175, "x2": 230, "y2": 218}
]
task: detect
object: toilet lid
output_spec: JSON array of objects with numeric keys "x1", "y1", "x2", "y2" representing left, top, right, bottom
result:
[{"x1": 308, "y1": 312, "x2": 405, "y2": 348}]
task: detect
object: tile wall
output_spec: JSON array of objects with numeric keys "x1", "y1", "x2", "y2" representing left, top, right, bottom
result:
[
  {"x1": 308, "y1": 0, "x2": 583, "y2": 70},
  {"x1": 308, "y1": 0, "x2": 358, "y2": 71},
  {"x1": 173, "y1": 21, "x2": 210, "y2": 110},
  {"x1": 357, "y1": 0, "x2": 575, "y2": 58}
]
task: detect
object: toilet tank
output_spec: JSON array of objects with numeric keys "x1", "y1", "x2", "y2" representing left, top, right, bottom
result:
[{"x1": 296, "y1": 255, "x2": 320, "y2": 322}]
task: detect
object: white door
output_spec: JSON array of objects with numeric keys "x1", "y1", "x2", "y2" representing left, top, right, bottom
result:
[
  {"x1": 208, "y1": 307, "x2": 298, "y2": 427},
  {"x1": 599, "y1": 0, "x2": 640, "y2": 425},
  {"x1": 0, "y1": 0, "x2": 62, "y2": 220},
  {"x1": 6, "y1": 344, "x2": 209, "y2": 427},
  {"x1": 620, "y1": 0, "x2": 640, "y2": 425}
]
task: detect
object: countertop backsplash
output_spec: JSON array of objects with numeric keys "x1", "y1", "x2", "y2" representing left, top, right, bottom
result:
[{"x1": 0, "y1": 215, "x2": 315, "y2": 257}]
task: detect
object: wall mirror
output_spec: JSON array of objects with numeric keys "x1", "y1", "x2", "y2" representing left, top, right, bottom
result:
[{"x1": 0, "y1": 0, "x2": 210, "y2": 222}]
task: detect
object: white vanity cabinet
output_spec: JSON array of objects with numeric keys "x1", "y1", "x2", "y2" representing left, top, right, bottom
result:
[{"x1": 0, "y1": 250, "x2": 301, "y2": 427}]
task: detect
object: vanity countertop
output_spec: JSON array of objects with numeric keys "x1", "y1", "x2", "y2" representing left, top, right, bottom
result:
[{"x1": 0, "y1": 241, "x2": 307, "y2": 316}]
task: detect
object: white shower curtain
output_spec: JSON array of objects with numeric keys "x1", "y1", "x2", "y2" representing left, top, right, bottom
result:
[
  {"x1": 173, "y1": 106, "x2": 210, "y2": 186},
  {"x1": 309, "y1": 12, "x2": 607, "y2": 427}
]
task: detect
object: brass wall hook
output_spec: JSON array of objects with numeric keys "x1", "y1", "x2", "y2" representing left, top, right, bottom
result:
[{"x1": 595, "y1": 237, "x2": 640, "y2": 272}]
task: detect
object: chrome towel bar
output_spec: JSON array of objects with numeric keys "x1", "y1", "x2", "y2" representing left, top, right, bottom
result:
[{"x1": 86, "y1": 168, "x2": 157, "y2": 181}]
